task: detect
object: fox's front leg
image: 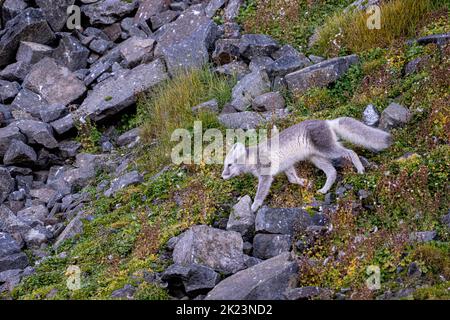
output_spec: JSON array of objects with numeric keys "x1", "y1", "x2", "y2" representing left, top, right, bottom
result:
[{"x1": 251, "y1": 175, "x2": 274, "y2": 212}]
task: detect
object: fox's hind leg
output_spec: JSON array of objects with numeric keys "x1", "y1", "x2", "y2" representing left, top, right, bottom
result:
[
  {"x1": 310, "y1": 156, "x2": 337, "y2": 194},
  {"x1": 285, "y1": 166, "x2": 308, "y2": 186},
  {"x1": 337, "y1": 147, "x2": 365, "y2": 174}
]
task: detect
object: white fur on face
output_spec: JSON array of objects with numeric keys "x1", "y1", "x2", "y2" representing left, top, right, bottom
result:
[{"x1": 222, "y1": 143, "x2": 246, "y2": 180}]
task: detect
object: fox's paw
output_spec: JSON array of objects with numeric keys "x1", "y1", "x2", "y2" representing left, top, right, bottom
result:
[{"x1": 317, "y1": 188, "x2": 328, "y2": 195}]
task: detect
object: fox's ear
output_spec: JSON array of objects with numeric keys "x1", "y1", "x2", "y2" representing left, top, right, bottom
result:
[{"x1": 231, "y1": 143, "x2": 246, "y2": 161}]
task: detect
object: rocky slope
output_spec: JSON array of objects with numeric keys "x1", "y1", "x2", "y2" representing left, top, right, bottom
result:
[{"x1": 0, "y1": 0, "x2": 449, "y2": 300}]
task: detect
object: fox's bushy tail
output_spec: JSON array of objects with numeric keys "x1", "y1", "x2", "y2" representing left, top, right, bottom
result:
[{"x1": 327, "y1": 117, "x2": 392, "y2": 151}]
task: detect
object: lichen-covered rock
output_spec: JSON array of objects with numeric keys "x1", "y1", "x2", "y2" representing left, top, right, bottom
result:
[
  {"x1": 226, "y1": 196, "x2": 255, "y2": 240},
  {"x1": 205, "y1": 252, "x2": 298, "y2": 300},
  {"x1": 23, "y1": 58, "x2": 86, "y2": 107},
  {"x1": 154, "y1": 10, "x2": 218, "y2": 75},
  {"x1": 0, "y1": 8, "x2": 55, "y2": 67},
  {"x1": 173, "y1": 225, "x2": 246, "y2": 274},
  {"x1": 82, "y1": 0, "x2": 139, "y2": 25},
  {"x1": 255, "y1": 207, "x2": 318, "y2": 235},
  {"x1": 253, "y1": 234, "x2": 292, "y2": 260},
  {"x1": 379, "y1": 102, "x2": 411, "y2": 131},
  {"x1": 36, "y1": 0, "x2": 75, "y2": 32},
  {"x1": 285, "y1": 55, "x2": 359, "y2": 95},
  {"x1": 77, "y1": 59, "x2": 168, "y2": 122}
]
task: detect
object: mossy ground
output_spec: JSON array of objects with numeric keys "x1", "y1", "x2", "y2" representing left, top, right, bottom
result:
[{"x1": 8, "y1": 2, "x2": 450, "y2": 300}]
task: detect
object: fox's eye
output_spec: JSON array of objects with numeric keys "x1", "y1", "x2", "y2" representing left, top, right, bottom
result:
[{"x1": 228, "y1": 164, "x2": 232, "y2": 168}]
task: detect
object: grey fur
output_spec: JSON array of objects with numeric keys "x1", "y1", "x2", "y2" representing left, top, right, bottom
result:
[{"x1": 222, "y1": 117, "x2": 392, "y2": 212}]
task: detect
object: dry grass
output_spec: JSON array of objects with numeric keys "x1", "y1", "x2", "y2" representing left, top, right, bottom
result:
[
  {"x1": 136, "y1": 68, "x2": 234, "y2": 173},
  {"x1": 314, "y1": 0, "x2": 446, "y2": 56}
]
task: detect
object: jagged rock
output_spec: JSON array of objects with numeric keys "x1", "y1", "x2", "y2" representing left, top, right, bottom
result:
[
  {"x1": 104, "y1": 171, "x2": 143, "y2": 197},
  {"x1": 0, "y1": 205, "x2": 32, "y2": 235},
  {"x1": 0, "y1": 232, "x2": 28, "y2": 272},
  {"x1": 285, "y1": 55, "x2": 359, "y2": 95},
  {"x1": 102, "y1": 23, "x2": 122, "y2": 42},
  {"x1": 215, "y1": 61, "x2": 249, "y2": 79},
  {"x1": 51, "y1": 114, "x2": 74, "y2": 135},
  {"x1": 309, "y1": 55, "x2": 325, "y2": 64},
  {"x1": 36, "y1": 0, "x2": 75, "y2": 32},
  {"x1": 416, "y1": 33, "x2": 450, "y2": 46},
  {"x1": 39, "y1": 104, "x2": 68, "y2": 124},
  {"x1": 16, "y1": 41, "x2": 53, "y2": 65},
  {"x1": 54, "y1": 213, "x2": 83, "y2": 248},
  {"x1": 0, "y1": 126, "x2": 26, "y2": 158},
  {"x1": 224, "y1": 0, "x2": 243, "y2": 21},
  {"x1": 362, "y1": 104, "x2": 380, "y2": 127},
  {"x1": 23, "y1": 227, "x2": 49, "y2": 247},
  {"x1": 271, "y1": 45, "x2": 300, "y2": 60},
  {"x1": 410, "y1": 231, "x2": 437, "y2": 243},
  {"x1": 0, "y1": 268, "x2": 23, "y2": 293},
  {"x1": 226, "y1": 195, "x2": 255, "y2": 240},
  {"x1": 23, "y1": 58, "x2": 86, "y2": 107},
  {"x1": 253, "y1": 234, "x2": 292, "y2": 260},
  {"x1": 82, "y1": 0, "x2": 139, "y2": 25},
  {"x1": 30, "y1": 188, "x2": 59, "y2": 204},
  {"x1": 249, "y1": 56, "x2": 273, "y2": 72},
  {"x1": 267, "y1": 54, "x2": 312, "y2": 77},
  {"x1": 154, "y1": 10, "x2": 219, "y2": 75},
  {"x1": 52, "y1": 34, "x2": 90, "y2": 72},
  {"x1": 0, "y1": 8, "x2": 55, "y2": 67},
  {"x1": 161, "y1": 263, "x2": 220, "y2": 296},
  {"x1": 58, "y1": 141, "x2": 81, "y2": 159},
  {"x1": 134, "y1": 0, "x2": 170, "y2": 22},
  {"x1": 13, "y1": 120, "x2": 58, "y2": 149},
  {"x1": 192, "y1": 99, "x2": 219, "y2": 114},
  {"x1": 218, "y1": 109, "x2": 288, "y2": 130},
  {"x1": 231, "y1": 70, "x2": 271, "y2": 111},
  {"x1": 116, "y1": 128, "x2": 141, "y2": 147},
  {"x1": 17, "y1": 205, "x2": 48, "y2": 228},
  {"x1": 379, "y1": 102, "x2": 411, "y2": 131},
  {"x1": 10, "y1": 89, "x2": 49, "y2": 120},
  {"x1": 0, "y1": 61, "x2": 30, "y2": 82},
  {"x1": 255, "y1": 207, "x2": 321, "y2": 235},
  {"x1": 3, "y1": 140, "x2": 37, "y2": 166},
  {"x1": 173, "y1": 225, "x2": 246, "y2": 274},
  {"x1": 239, "y1": 34, "x2": 279, "y2": 60},
  {"x1": 205, "y1": 0, "x2": 227, "y2": 18},
  {"x1": 0, "y1": 167, "x2": 14, "y2": 203},
  {"x1": 1, "y1": 0, "x2": 28, "y2": 25},
  {"x1": 0, "y1": 104, "x2": 12, "y2": 125},
  {"x1": 0, "y1": 80, "x2": 19, "y2": 103},
  {"x1": 149, "y1": 10, "x2": 179, "y2": 31},
  {"x1": 212, "y1": 39, "x2": 241, "y2": 65},
  {"x1": 119, "y1": 36, "x2": 155, "y2": 68},
  {"x1": 77, "y1": 59, "x2": 168, "y2": 122},
  {"x1": 284, "y1": 286, "x2": 333, "y2": 300},
  {"x1": 252, "y1": 92, "x2": 285, "y2": 112},
  {"x1": 205, "y1": 252, "x2": 298, "y2": 300},
  {"x1": 89, "y1": 39, "x2": 113, "y2": 55}
]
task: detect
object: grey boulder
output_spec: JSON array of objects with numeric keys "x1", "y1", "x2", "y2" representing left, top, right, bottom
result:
[
  {"x1": 379, "y1": 102, "x2": 411, "y2": 131},
  {"x1": 252, "y1": 92, "x2": 285, "y2": 112},
  {"x1": 0, "y1": 8, "x2": 55, "y2": 67},
  {"x1": 77, "y1": 59, "x2": 168, "y2": 122},
  {"x1": 239, "y1": 34, "x2": 279, "y2": 60},
  {"x1": 36, "y1": 0, "x2": 75, "y2": 32},
  {"x1": 3, "y1": 140, "x2": 37, "y2": 166},
  {"x1": 231, "y1": 70, "x2": 271, "y2": 111},
  {"x1": 161, "y1": 263, "x2": 220, "y2": 296},
  {"x1": 205, "y1": 252, "x2": 298, "y2": 300},
  {"x1": 104, "y1": 171, "x2": 143, "y2": 197},
  {"x1": 226, "y1": 195, "x2": 255, "y2": 240},
  {"x1": 173, "y1": 225, "x2": 246, "y2": 274},
  {"x1": 82, "y1": 0, "x2": 139, "y2": 25},
  {"x1": 285, "y1": 55, "x2": 359, "y2": 95},
  {"x1": 23, "y1": 58, "x2": 86, "y2": 107},
  {"x1": 255, "y1": 207, "x2": 321, "y2": 235},
  {"x1": 14, "y1": 120, "x2": 58, "y2": 149},
  {"x1": 154, "y1": 10, "x2": 218, "y2": 75},
  {"x1": 253, "y1": 234, "x2": 292, "y2": 260}
]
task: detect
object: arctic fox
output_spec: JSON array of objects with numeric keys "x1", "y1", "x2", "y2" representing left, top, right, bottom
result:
[{"x1": 222, "y1": 117, "x2": 392, "y2": 212}]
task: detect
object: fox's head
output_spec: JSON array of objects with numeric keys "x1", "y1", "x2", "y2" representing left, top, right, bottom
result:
[{"x1": 222, "y1": 143, "x2": 247, "y2": 180}]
